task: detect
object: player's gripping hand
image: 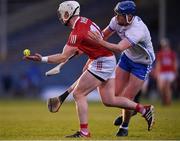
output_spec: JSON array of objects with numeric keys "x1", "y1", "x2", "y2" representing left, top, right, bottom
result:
[
  {"x1": 88, "y1": 31, "x2": 102, "y2": 44},
  {"x1": 23, "y1": 53, "x2": 42, "y2": 62}
]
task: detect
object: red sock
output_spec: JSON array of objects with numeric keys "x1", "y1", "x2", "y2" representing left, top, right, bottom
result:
[
  {"x1": 135, "y1": 104, "x2": 145, "y2": 114},
  {"x1": 80, "y1": 123, "x2": 89, "y2": 134}
]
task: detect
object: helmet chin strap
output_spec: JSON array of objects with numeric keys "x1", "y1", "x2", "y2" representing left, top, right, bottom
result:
[
  {"x1": 64, "y1": 6, "x2": 80, "y2": 26},
  {"x1": 126, "y1": 15, "x2": 134, "y2": 24}
]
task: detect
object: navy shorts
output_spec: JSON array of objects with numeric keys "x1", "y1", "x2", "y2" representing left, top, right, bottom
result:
[{"x1": 118, "y1": 54, "x2": 152, "y2": 80}]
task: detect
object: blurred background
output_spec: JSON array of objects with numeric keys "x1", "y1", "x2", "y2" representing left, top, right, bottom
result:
[{"x1": 0, "y1": 0, "x2": 180, "y2": 104}]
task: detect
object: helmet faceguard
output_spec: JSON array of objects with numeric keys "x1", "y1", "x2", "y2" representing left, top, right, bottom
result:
[{"x1": 57, "y1": 1, "x2": 80, "y2": 26}]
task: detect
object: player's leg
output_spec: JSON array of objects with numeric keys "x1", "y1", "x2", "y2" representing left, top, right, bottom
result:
[
  {"x1": 118, "y1": 60, "x2": 153, "y2": 136},
  {"x1": 163, "y1": 73, "x2": 175, "y2": 105},
  {"x1": 66, "y1": 70, "x2": 102, "y2": 138},
  {"x1": 98, "y1": 78, "x2": 138, "y2": 109},
  {"x1": 98, "y1": 78, "x2": 155, "y2": 133},
  {"x1": 157, "y1": 74, "x2": 166, "y2": 105},
  {"x1": 113, "y1": 54, "x2": 139, "y2": 129},
  {"x1": 164, "y1": 80, "x2": 172, "y2": 105},
  {"x1": 116, "y1": 74, "x2": 144, "y2": 136},
  {"x1": 113, "y1": 66, "x2": 130, "y2": 126},
  {"x1": 66, "y1": 55, "x2": 117, "y2": 138},
  {"x1": 115, "y1": 56, "x2": 153, "y2": 136},
  {"x1": 115, "y1": 66, "x2": 130, "y2": 96}
]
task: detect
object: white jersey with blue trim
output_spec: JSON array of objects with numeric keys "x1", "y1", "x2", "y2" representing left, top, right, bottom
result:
[{"x1": 108, "y1": 16, "x2": 155, "y2": 65}]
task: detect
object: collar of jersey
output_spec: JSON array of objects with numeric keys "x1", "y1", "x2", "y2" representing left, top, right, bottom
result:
[{"x1": 72, "y1": 16, "x2": 80, "y2": 29}]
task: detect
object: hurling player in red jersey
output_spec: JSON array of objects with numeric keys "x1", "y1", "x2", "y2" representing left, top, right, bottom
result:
[
  {"x1": 156, "y1": 39, "x2": 178, "y2": 105},
  {"x1": 24, "y1": 1, "x2": 154, "y2": 138}
]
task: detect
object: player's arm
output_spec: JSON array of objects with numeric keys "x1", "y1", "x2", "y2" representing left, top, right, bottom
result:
[
  {"x1": 24, "y1": 45, "x2": 79, "y2": 64},
  {"x1": 45, "y1": 45, "x2": 78, "y2": 64},
  {"x1": 102, "y1": 26, "x2": 115, "y2": 41},
  {"x1": 88, "y1": 31, "x2": 132, "y2": 53}
]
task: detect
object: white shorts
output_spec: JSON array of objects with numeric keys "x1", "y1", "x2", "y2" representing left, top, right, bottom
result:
[
  {"x1": 88, "y1": 55, "x2": 116, "y2": 81},
  {"x1": 159, "y1": 72, "x2": 176, "y2": 82}
]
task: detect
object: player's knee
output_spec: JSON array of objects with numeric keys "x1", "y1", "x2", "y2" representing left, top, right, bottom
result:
[
  {"x1": 72, "y1": 89, "x2": 86, "y2": 100},
  {"x1": 73, "y1": 92, "x2": 82, "y2": 100},
  {"x1": 102, "y1": 101, "x2": 112, "y2": 107},
  {"x1": 102, "y1": 99, "x2": 114, "y2": 107}
]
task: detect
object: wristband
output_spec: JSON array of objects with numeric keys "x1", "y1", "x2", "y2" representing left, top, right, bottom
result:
[{"x1": 41, "y1": 56, "x2": 48, "y2": 63}]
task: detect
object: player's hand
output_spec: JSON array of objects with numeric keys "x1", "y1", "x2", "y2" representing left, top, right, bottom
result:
[
  {"x1": 88, "y1": 31, "x2": 102, "y2": 43},
  {"x1": 23, "y1": 53, "x2": 42, "y2": 62}
]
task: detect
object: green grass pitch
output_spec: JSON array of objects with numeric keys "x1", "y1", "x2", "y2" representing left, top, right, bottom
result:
[{"x1": 0, "y1": 99, "x2": 180, "y2": 140}]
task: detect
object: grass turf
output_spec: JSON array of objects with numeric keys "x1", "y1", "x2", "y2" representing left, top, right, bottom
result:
[{"x1": 0, "y1": 99, "x2": 180, "y2": 140}]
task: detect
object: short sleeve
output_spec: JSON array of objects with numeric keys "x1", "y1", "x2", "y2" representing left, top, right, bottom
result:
[
  {"x1": 108, "y1": 17, "x2": 116, "y2": 31},
  {"x1": 125, "y1": 26, "x2": 144, "y2": 46}
]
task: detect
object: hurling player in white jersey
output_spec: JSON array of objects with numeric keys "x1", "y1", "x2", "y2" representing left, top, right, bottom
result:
[{"x1": 89, "y1": 0, "x2": 155, "y2": 136}]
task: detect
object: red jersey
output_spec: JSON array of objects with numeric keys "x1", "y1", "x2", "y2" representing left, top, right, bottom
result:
[
  {"x1": 156, "y1": 49, "x2": 177, "y2": 72},
  {"x1": 67, "y1": 17, "x2": 113, "y2": 59}
]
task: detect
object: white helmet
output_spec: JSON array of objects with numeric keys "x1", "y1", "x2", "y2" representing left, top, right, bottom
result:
[{"x1": 57, "y1": 1, "x2": 80, "y2": 25}]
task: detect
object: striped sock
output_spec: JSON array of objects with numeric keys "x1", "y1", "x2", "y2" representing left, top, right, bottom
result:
[
  {"x1": 135, "y1": 104, "x2": 146, "y2": 115},
  {"x1": 80, "y1": 123, "x2": 89, "y2": 135}
]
